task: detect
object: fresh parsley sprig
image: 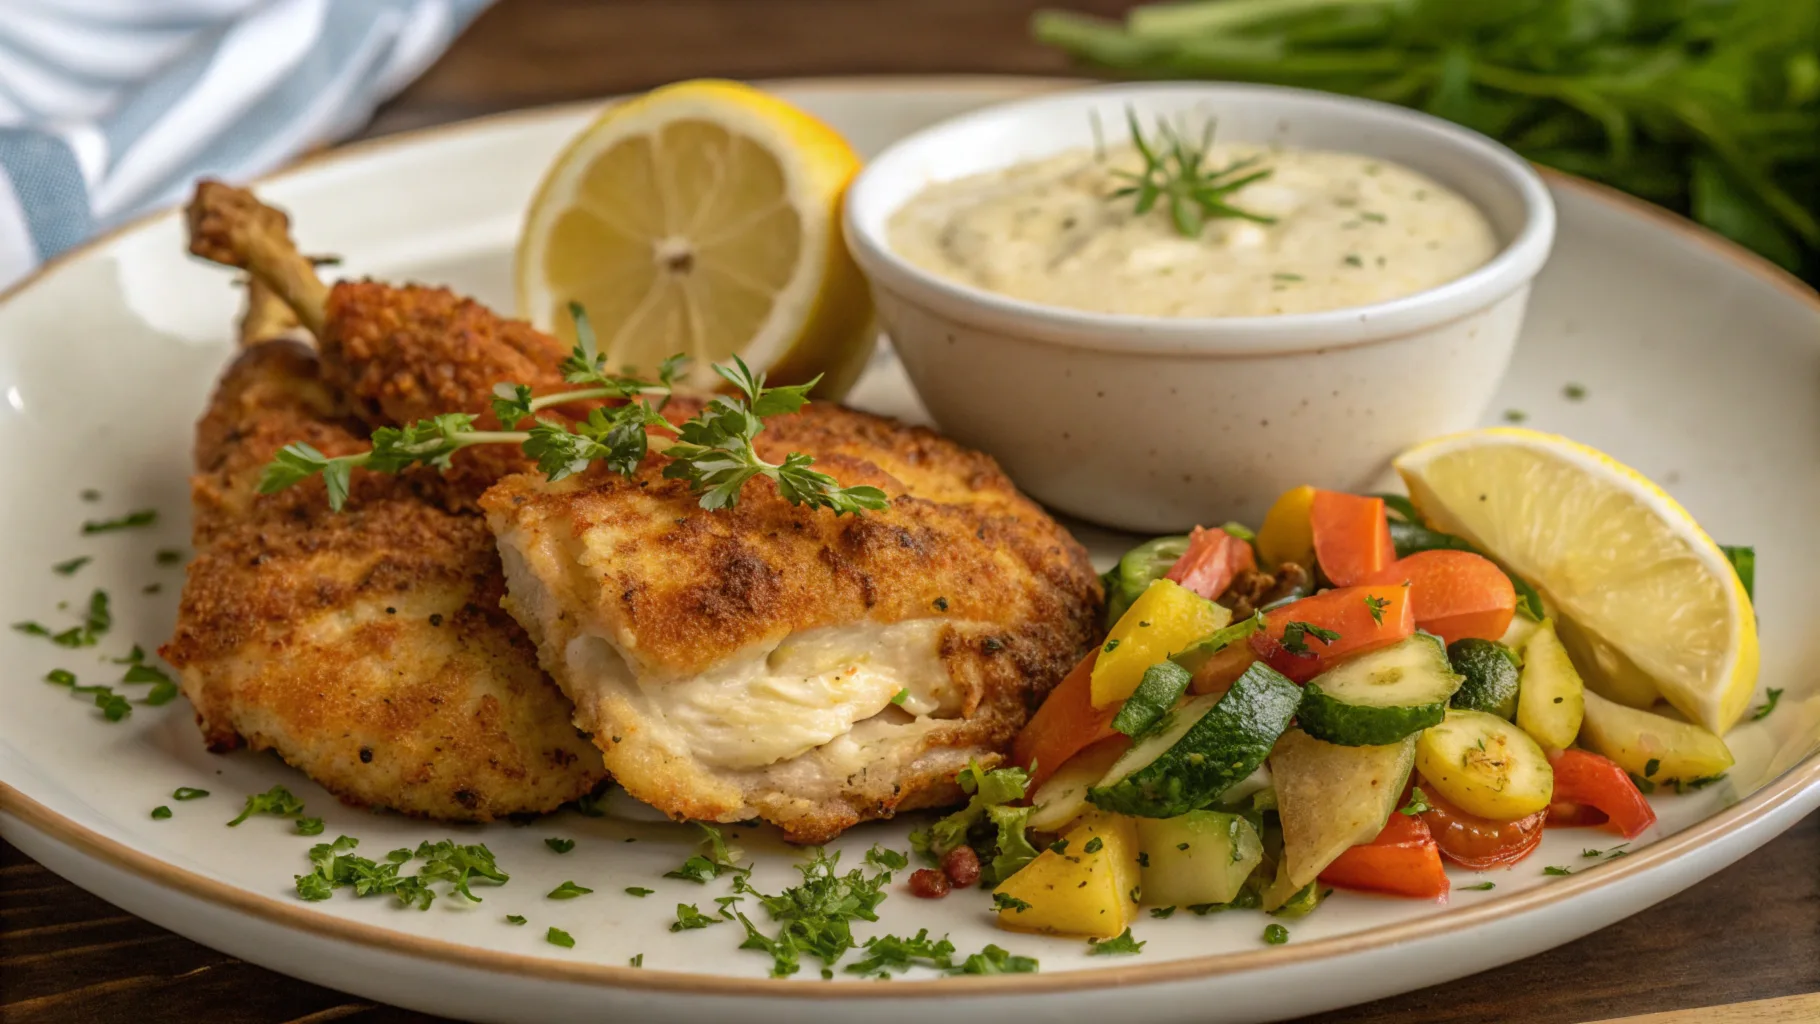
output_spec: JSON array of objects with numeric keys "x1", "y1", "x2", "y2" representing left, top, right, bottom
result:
[
  {"x1": 260, "y1": 305, "x2": 886, "y2": 517},
  {"x1": 1110, "y1": 109, "x2": 1275, "y2": 238}
]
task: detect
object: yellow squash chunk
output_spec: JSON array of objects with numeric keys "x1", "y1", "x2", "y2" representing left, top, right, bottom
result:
[
  {"x1": 1257, "y1": 485, "x2": 1317, "y2": 569},
  {"x1": 1415, "y1": 709, "x2": 1554, "y2": 820},
  {"x1": 1089, "y1": 579, "x2": 1230, "y2": 708},
  {"x1": 1516, "y1": 620, "x2": 1585, "y2": 751},
  {"x1": 993, "y1": 813, "x2": 1139, "y2": 940},
  {"x1": 1579, "y1": 690, "x2": 1735, "y2": 782}
]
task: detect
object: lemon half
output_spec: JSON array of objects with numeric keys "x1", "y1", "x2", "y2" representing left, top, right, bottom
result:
[
  {"x1": 517, "y1": 80, "x2": 874, "y2": 396},
  {"x1": 1395, "y1": 427, "x2": 1758, "y2": 735}
]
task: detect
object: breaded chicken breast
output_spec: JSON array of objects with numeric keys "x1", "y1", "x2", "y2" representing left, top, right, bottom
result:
[
  {"x1": 164, "y1": 185, "x2": 607, "y2": 821},
  {"x1": 164, "y1": 339, "x2": 606, "y2": 820},
  {"x1": 482, "y1": 400, "x2": 1100, "y2": 843}
]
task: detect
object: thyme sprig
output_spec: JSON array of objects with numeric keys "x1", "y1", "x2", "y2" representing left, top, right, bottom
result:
[
  {"x1": 1110, "y1": 109, "x2": 1275, "y2": 238},
  {"x1": 258, "y1": 304, "x2": 888, "y2": 517}
]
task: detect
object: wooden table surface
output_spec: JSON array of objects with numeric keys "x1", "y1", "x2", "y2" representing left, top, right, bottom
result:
[{"x1": 4, "y1": 1, "x2": 1817, "y2": 1021}]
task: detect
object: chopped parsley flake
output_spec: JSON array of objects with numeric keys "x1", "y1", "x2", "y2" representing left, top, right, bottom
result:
[
  {"x1": 890, "y1": 688, "x2": 910, "y2": 706},
  {"x1": 1087, "y1": 928, "x2": 1144, "y2": 956},
  {"x1": 1503, "y1": 409, "x2": 1528, "y2": 423},
  {"x1": 1460, "y1": 881, "x2": 1496, "y2": 891},
  {"x1": 546, "y1": 927, "x2": 575, "y2": 948},
  {"x1": 1563, "y1": 383, "x2": 1587, "y2": 400},
  {"x1": 992, "y1": 892, "x2": 1032, "y2": 913},
  {"x1": 544, "y1": 837, "x2": 576, "y2": 854},
  {"x1": 865, "y1": 845, "x2": 909, "y2": 872},
  {"x1": 294, "y1": 817, "x2": 325, "y2": 836},
  {"x1": 629, "y1": 953, "x2": 644, "y2": 968},
  {"x1": 52, "y1": 556, "x2": 90, "y2": 576},
  {"x1": 547, "y1": 880, "x2": 593, "y2": 900},
  {"x1": 227, "y1": 785, "x2": 306, "y2": 826},
  {"x1": 156, "y1": 549, "x2": 184, "y2": 566},
  {"x1": 1082, "y1": 836, "x2": 1104, "y2": 854},
  {"x1": 951, "y1": 944, "x2": 1038, "y2": 975},
  {"x1": 846, "y1": 928, "x2": 957, "y2": 977},
  {"x1": 1280, "y1": 621, "x2": 1340, "y2": 655},
  {"x1": 1149, "y1": 906, "x2": 1176, "y2": 919},
  {"x1": 506, "y1": 914, "x2": 527, "y2": 925},
  {"x1": 1543, "y1": 865, "x2": 1573, "y2": 876},
  {"x1": 663, "y1": 822, "x2": 748, "y2": 883},
  {"x1": 624, "y1": 886, "x2": 655, "y2": 897},
  {"x1": 150, "y1": 805, "x2": 172, "y2": 819},
  {"x1": 1263, "y1": 923, "x2": 1290, "y2": 945},
  {"x1": 83, "y1": 510, "x2": 158, "y2": 533},
  {"x1": 671, "y1": 902, "x2": 722, "y2": 931},
  {"x1": 1753, "y1": 688, "x2": 1784, "y2": 721},
  {"x1": 730, "y1": 848, "x2": 892, "y2": 977},
  {"x1": 1398, "y1": 787, "x2": 1432, "y2": 816},
  {"x1": 173, "y1": 787, "x2": 209, "y2": 801},
  {"x1": 1365, "y1": 594, "x2": 1390, "y2": 625},
  {"x1": 1644, "y1": 758, "x2": 1661, "y2": 778}
]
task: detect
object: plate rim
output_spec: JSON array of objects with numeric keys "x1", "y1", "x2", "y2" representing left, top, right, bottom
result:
[{"x1": 2, "y1": 74, "x2": 1817, "y2": 999}]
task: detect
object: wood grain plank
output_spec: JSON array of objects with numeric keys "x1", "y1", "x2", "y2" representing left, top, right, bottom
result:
[{"x1": 1588, "y1": 992, "x2": 1820, "y2": 1024}]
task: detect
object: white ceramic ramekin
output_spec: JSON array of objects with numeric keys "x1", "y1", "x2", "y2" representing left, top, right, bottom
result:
[{"x1": 844, "y1": 82, "x2": 1556, "y2": 533}]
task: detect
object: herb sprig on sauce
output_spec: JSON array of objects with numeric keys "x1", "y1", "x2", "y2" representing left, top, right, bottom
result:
[{"x1": 1109, "y1": 109, "x2": 1275, "y2": 238}]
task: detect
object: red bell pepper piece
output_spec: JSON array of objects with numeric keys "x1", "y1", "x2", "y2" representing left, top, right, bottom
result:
[
  {"x1": 1311, "y1": 491, "x2": 1397, "y2": 587},
  {"x1": 1418, "y1": 782, "x2": 1546, "y2": 869},
  {"x1": 1165, "y1": 526, "x2": 1257, "y2": 602},
  {"x1": 1012, "y1": 650, "x2": 1119, "y2": 791},
  {"x1": 1546, "y1": 749, "x2": 1658, "y2": 839},
  {"x1": 1320, "y1": 808, "x2": 1449, "y2": 900},
  {"x1": 1246, "y1": 584, "x2": 1414, "y2": 683},
  {"x1": 1371, "y1": 549, "x2": 1516, "y2": 645}
]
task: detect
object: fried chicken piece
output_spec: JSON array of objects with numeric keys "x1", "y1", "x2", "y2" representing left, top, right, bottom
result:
[
  {"x1": 163, "y1": 187, "x2": 605, "y2": 821},
  {"x1": 483, "y1": 404, "x2": 1101, "y2": 843}
]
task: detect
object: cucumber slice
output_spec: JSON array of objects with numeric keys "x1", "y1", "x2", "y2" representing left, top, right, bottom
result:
[
  {"x1": 1026, "y1": 740, "x2": 1128, "y2": 834},
  {"x1": 1296, "y1": 633, "x2": 1462, "y2": 746},
  {"x1": 1134, "y1": 811, "x2": 1262, "y2": 907},
  {"x1": 1110, "y1": 661, "x2": 1192, "y2": 739},
  {"x1": 1088, "y1": 661, "x2": 1302, "y2": 819},
  {"x1": 1269, "y1": 728, "x2": 1417, "y2": 892},
  {"x1": 1515, "y1": 620, "x2": 1585, "y2": 750},
  {"x1": 1415, "y1": 709, "x2": 1554, "y2": 820},
  {"x1": 1102, "y1": 535, "x2": 1190, "y2": 629},
  {"x1": 1449, "y1": 638, "x2": 1522, "y2": 719}
]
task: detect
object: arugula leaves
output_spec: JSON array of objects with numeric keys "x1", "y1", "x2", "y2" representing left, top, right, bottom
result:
[{"x1": 914, "y1": 761, "x2": 1039, "y2": 886}]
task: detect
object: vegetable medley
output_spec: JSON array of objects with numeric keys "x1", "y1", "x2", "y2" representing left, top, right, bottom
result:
[{"x1": 957, "y1": 483, "x2": 1746, "y2": 941}]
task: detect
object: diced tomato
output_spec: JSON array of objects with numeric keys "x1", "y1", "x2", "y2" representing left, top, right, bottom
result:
[
  {"x1": 1165, "y1": 526, "x2": 1257, "y2": 602},
  {"x1": 1311, "y1": 491, "x2": 1397, "y2": 587},
  {"x1": 1418, "y1": 782, "x2": 1546, "y2": 869},
  {"x1": 1369, "y1": 549, "x2": 1515, "y2": 645},
  {"x1": 1320, "y1": 809, "x2": 1448, "y2": 900},
  {"x1": 1245, "y1": 584, "x2": 1414, "y2": 683},
  {"x1": 1012, "y1": 650, "x2": 1119, "y2": 791},
  {"x1": 1546, "y1": 749, "x2": 1658, "y2": 839}
]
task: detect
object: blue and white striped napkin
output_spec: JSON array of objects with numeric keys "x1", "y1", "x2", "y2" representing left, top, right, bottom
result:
[{"x1": 0, "y1": 0, "x2": 493, "y2": 289}]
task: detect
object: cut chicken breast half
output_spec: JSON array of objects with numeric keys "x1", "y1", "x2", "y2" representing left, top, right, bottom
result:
[{"x1": 481, "y1": 399, "x2": 1100, "y2": 843}]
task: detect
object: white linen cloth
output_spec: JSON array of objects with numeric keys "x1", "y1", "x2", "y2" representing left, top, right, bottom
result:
[{"x1": 0, "y1": 0, "x2": 493, "y2": 288}]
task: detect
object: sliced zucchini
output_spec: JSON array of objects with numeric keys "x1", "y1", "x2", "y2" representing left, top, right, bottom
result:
[
  {"x1": 1134, "y1": 811, "x2": 1262, "y2": 907},
  {"x1": 1449, "y1": 638, "x2": 1522, "y2": 720},
  {"x1": 1515, "y1": 620, "x2": 1585, "y2": 750},
  {"x1": 1168, "y1": 611, "x2": 1266, "y2": 677},
  {"x1": 1269, "y1": 728, "x2": 1416, "y2": 892},
  {"x1": 1026, "y1": 739, "x2": 1129, "y2": 834},
  {"x1": 1110, "y1": 661, "x2": 1193, "y2": 739},
  {"x1": 1088, "y1": 662, "x2": 1302, "y2": 819},
  {"x1": 1415, "y1": 709, "x2": 1554, "y2": 820},
  {"x1": 1296, "y1": 633, "x2": 1462, "y2": 746},
  {"x1": 1101, "y1": 535, "x2": 1190, "y2": 629},
  {"x1": 1579, "y1": 690, "x2": 1734, "y2": 782}
]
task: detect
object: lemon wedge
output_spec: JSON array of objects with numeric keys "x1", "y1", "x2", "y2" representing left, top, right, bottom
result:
[
  {"x1": 1394, "y1": 427, "x2": 1758, "y2": 735},
  {"x1": 517, "y1": 79, "x2": 875, "y2": 396}
]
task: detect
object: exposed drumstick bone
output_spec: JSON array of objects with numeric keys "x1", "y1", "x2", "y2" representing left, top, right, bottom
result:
[
  {"x1": 187, "y1": 179, "x2": 328, "y2": 337},
  {"x1": 236, "y1": 276, "x2": 300, "y2": 346}
]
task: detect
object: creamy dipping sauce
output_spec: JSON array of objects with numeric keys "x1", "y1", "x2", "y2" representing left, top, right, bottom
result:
[{"x1": 887, "y1": 143, "x2": 1499, "y2": 318}]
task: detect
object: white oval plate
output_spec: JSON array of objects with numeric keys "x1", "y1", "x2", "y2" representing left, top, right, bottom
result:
[{"x1": 2, "y1": 77, "x2": 1818, "y2": 1024}]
